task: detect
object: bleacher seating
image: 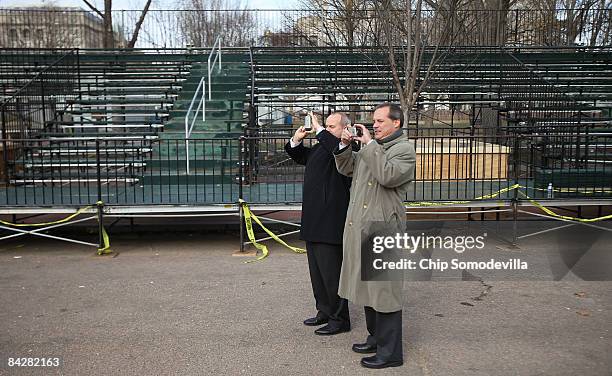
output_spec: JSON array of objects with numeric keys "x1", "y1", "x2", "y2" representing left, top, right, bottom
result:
[
  {"x1": 2, "y1": 51, "x2": 191, "y2": 186},
  {"x1": 1, "y1": 46, "x2": 611, "y2": 204},
  {"x1": 248, "y1": 47, "x2": 612, "y2": 195}
]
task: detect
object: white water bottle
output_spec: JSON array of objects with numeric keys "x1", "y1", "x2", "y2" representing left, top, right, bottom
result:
[{"x1": 547, "y1": 183, "x2": 554, "y2": 199}]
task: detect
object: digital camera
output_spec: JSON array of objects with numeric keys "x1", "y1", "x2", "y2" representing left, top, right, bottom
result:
[
  {"x1": 304, "y1": 112, "x2": 312, "y2": 132},
  {"x1": 348, "y1": 126, "x2": 362, "y2": 137}
]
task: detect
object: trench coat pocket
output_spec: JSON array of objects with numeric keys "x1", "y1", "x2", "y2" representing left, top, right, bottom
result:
[
  {"x1": 371, "y1": 204, "x2": 385, "y2": 222},
  {"x1": 388, "y1": 211, "x2": 404, "y2": 231}
]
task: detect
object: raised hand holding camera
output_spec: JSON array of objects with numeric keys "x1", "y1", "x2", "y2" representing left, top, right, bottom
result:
[
  {"x1": 340, "y1": 127, "x2": 353, "y2": 146},
  {"x1": 292, "y1": 126, "x2": 309, "y2": 144},
  {"x1": 351, "y1": 124, "x2": 372, "y2": 144},
  {"x1": 309, "y1": 111, "x2": 323, "y2": 133}
]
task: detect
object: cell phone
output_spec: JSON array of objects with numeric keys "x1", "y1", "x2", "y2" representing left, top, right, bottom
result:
[{"x1": 304, "y1": 112, "x2": 312, "y2": 132}]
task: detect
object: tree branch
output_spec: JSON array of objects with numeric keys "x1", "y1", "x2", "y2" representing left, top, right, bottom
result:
[
  {"x1": 379, "y1": 1, "x2": 406, "y2": 109},
  {"x1": 128, "y1": 0, "x2": 153, "y2": 48},
  {"x1": 82, "y1": 0, "x2": 104, "y2": 18}
]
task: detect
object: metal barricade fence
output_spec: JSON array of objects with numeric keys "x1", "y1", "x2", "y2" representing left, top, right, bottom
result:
[{"x1": 0, "y1": 131, "x2": 610, "y2": 207}]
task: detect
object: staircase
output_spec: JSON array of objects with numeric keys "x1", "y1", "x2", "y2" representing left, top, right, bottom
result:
[{"x1": 138, "y1": 51, "x2": 250, "y2": 188}]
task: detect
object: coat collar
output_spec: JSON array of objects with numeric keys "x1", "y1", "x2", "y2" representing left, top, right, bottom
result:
[{"x1": 376, "y1": 129, "x2": 405, "y2": 149}]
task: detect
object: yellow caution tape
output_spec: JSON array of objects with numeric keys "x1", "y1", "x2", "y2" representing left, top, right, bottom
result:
[
  {"x1": 96, "y1": 201, "x2": 112, "y2": 255},
  {"x1": 405, "y1": 184, "x2": 520, "y2": 207},
  {"x1": 0, "y1": 201, "x2": 112, "y2": 255},
  {"x1": 239, "y1": 182, "x2": 610, "y2": 261},
  {"x1": 97, "y1": 226, "x2": 112, "y2": 255},
  {"x1": 0, "y1": 205, "x2": 96, "y2": 227},
  {"x1": 239, "y1": 199, "x2": 305, "y2": 263},
  {"x1": 405, "y1": 183, "x2": 611, "y2": 223},
  {"x1": 517, "y1": 191, "x2": 612, "y2": 223}
]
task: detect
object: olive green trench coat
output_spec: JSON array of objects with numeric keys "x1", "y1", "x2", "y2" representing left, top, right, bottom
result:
[{"x1": 334, "y1": 134, "x2": 416, "y2": 312}]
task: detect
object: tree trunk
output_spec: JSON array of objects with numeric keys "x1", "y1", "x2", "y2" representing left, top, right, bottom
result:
[
  {"x1": 403, "y1": 108, "x2": 412, "y2": 131},
  {"x1": 103, "y1": 0, "x2": 114, "y2": 48}
]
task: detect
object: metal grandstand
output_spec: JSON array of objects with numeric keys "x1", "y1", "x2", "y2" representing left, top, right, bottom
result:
[{"x1": 0, "y1": 8, "x2": 611, "y2": 250}]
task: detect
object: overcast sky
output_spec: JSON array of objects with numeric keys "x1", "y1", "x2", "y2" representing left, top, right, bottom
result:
[{"x1": 0, "y1": 0, "x2": 301, "y2": 10}]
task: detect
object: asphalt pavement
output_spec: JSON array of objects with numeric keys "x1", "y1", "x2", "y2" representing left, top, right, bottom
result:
[{"x1": 0, "y1": 230, "x2": 610, "y2": 375}]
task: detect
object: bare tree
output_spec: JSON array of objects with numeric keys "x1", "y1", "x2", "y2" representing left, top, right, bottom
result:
[
  {"x1": 82, "y1": 0, "x2": 152, "y2": 48},
  {"x1": 511, "y1": 0, "x2": 611, "y2": 46},
  {"x1": 587, "y1": 1, "x2": 612, "y2": 45},
  {"x1": 136, "y1": 9, "x2": 185, "y2": 48},
  {"x1": 178, "y1": 0, "x2": 257, "y2": 47},
  {"x1": 293, "y1": 0, "x2": 383, "y2": 46},
  {"x1": 127, "y1": 0, "x2": 153, "y2": 48},
  {"x1": 376, "y1": 0, "x2": 457, "y2": 126}
]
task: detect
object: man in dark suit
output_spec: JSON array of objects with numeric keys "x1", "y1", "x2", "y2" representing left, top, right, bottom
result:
[{"x1": 285, "y1": 112, "x2": 352, "y2": 335}]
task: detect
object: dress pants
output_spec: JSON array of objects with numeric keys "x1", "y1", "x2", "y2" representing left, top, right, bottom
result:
[
  {"x1": 364, "y1": 306, "x2": 403, "y2": 362},
  {"x1": 305, "y1": 241, "x2": 350, "y2": 328}
]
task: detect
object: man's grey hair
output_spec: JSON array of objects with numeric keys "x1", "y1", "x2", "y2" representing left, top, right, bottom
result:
[{"x1": 330, "y1": 112, "x2": 351, "y2": 127}]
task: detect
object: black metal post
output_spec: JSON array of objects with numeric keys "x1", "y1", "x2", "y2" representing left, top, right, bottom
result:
[
  {"x1": 95, "y1": 140, "x2": 104, "y2": 251},
  {"x1": 512, "y1": 134, "x2": 521, "y2": 244},
  {"x1": 1, "y1": 85, "x2": 6, "y2": 140},
  {"x1": 238, "y1": 135, "x2": 245, "y2": 252},
  {"x1": 76, "y1": 48, "x2": 82, "y2": 101},
  {"x1": 1, "y1": 105, "x2": 8, "y2": 185},
  {"x1": 40, "y1": 79, "x2": 46, "y2": 130},
  {"x1": 1, "y1": 138, "x2": 7, "y2": 188}
]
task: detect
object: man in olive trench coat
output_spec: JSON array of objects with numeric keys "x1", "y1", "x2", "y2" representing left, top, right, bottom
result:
[{"x1": 333, "y1": 103, "x2": 416, "y2": 369}]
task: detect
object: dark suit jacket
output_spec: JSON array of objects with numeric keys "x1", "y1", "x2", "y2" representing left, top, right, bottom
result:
[{"x1": 285, "y1": 130, "x2": 352, "y2": 245}]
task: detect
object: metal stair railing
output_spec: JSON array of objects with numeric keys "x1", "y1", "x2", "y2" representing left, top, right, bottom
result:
[
  {"x1": 184, "y1": 76, "x2": 206, "y2": 174},
  {"x1": 184, "y1": 35, "x2": 223, "y2": 174},
  {"x1": 208, "y1": 36, "x2": 222, "y2": 100}
]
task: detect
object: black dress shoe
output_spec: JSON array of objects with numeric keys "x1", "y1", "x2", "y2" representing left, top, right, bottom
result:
[
  {"x1": 314, "y1": 323, "x2": 350, "y2": 335},
  {"x1": 360, "y1": 355, "x2": 403, "y2": 369},
  {"x1": 352, "y1": 342, "x2": 377, "y2": 354},
  {"x1": 303, "y1": 316, "x2": 328, "y2": 326}
]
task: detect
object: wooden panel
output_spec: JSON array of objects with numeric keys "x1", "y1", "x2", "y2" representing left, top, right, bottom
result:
[{"x1": 414, "y1": 139, "x2": 509, "y2": 180}]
